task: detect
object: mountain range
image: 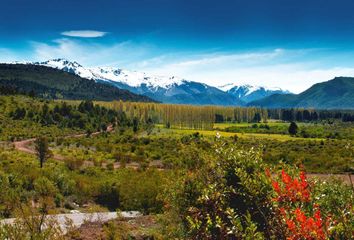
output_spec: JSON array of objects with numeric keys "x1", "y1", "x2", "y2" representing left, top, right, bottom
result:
[
  {"x1": 219, "y1": 83, "x2": 291, "y2": 103},
  {"x1": 2, "y1": 59, "x2": 354, "y2": 109},
  {"x1": 31, "y1": 59, "x2": 289, "y2": 106},
  {"x1": 248, "y1": 77, "x2": 354, "y2": 109}
]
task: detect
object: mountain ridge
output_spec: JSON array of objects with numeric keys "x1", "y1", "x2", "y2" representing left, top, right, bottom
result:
[
  {"x1": 219, "y1": 83, "x2": 291, "y2": 103},
  {"x1": 25, "y1": 59, "x2": 289, "y2": 105},
  {"x1": 248, "y1": 77, "x2": 354, "y2": 109}
]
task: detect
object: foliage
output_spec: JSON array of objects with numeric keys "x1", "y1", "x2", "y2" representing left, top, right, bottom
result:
[
  {"x1": 0, "y1": 94, "x2": 353, "y2": 239},
  {"x1": 163, "y1": 142, "x2": 353, "y2": 239},
  {"x1": 0, "y1": 96, "x2": 125, "y2": 140}
]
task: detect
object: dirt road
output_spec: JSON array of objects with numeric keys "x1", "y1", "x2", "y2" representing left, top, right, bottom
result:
[{"x1": 0, "y1": 211, "x2": 141, "y2": 234}]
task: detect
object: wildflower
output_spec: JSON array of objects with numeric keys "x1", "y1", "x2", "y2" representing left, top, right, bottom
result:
[{"x1": 215, "y1": 132, "x2": 221, "y2": 139}]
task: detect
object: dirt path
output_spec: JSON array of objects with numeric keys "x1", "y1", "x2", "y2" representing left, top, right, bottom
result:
[
  {"x1": 14, "y1": 138, "x2": 37, "y2": 155},
  {"x1": 306, "y1": 173, "x2": 354, "y2": 186},
  {"x1": 13, "y1": 126, "x2": 114, "y2": 161},
  {"x1": 0, "y1": 211, "x2": 141, "y2": 234}
]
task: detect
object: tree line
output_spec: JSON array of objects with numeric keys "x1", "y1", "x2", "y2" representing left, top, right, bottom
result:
[
  {"x1": 268, "y1": 108, "x2": 354, "y2": 122},
  {"x1": 98, "y1": 101, "x2": 354, "y2": 130}
]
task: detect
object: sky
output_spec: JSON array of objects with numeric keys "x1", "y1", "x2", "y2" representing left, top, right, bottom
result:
[{"x1": 1, "y1": 0, "x2": 354, "y2": 93}]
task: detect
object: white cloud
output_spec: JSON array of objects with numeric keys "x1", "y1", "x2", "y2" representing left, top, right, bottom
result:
[
  {"x1": 164, "y1": 48, "x2": 285, "y2": 68},
  {"x1": 31, "y1": 38, "x2": 152, "y2": 67},
  {"x1": 61, "y1": 30, "x2": 108, "y2": 38}
]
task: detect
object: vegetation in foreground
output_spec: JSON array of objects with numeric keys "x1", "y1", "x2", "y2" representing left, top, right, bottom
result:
[{"x1": 0, "y1": 94, "x2": 353, "y2": 239}]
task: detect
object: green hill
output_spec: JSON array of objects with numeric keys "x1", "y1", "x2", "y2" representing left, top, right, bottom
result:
[
  {"x1": 0, "y1": 64, "x2": 155, "y2": 102},
  {"x1": 248, "y1": 77, "x2": 354, "y2": 109}
]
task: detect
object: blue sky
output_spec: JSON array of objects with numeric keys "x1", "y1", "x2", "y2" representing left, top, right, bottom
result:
[{"x1": 2, "y1": 0, "x2": 354, "y2": 92}]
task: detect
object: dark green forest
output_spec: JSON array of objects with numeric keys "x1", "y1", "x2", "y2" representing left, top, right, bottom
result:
[{"x1": 0, "y1": 64, "x2": 154, "y2": 102}]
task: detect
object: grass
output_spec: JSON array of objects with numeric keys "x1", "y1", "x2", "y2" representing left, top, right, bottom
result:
[
  {"x1": 156, "y1": 126, "x2": 323, "y2": 142},
  {"x1": 213, "y1": 122, "x2": 307, "y2": 129}
]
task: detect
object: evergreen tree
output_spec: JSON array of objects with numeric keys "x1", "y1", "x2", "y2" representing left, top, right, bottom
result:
[
  {"x1": 253, "y1": 112, "x2": 261, "y2": 123},
  {"x1": 133, "y1": 117, "x2": 139, "y2": 133},
  {"x1": 288, "y1": 121, "x2": 298, "y2": 136}
]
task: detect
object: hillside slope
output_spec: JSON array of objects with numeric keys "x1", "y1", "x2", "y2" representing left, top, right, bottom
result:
[
  {"x1": 248, "y1": 77, "x2": 354, "y2": 109},
  {"x1": 0, "y1": 64, "x2": 154, "y2": 102}
]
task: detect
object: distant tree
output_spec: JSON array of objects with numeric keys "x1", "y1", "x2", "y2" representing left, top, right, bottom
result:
[
  {"x1": 11, "y1": 107, "x2": 26, "y2": 120},
  {"x1": 253, "y1": 112, "x2": 261, "y2": 123},
  {"x1": 35, "y1": 137, "x2": 52, "y2": 168},
  {"x1": 100, "y1": 123, "x2": 108, "y2": 132},
  {"x1": 133, "y1": 117, "x2": 139, "y2": 133},
  {"x1": 231, "y1": 134, "x2": 239, "y2": 142},
  {"x1": 288, "y1": 121, "x2": 298, "y2": 136},
  {"x1": 78, "y1": 100, "x2": 94, "y2": 113},
  {"x1": 28, "y1": 89, "x2": 36, "y2": 98},
  {"x1": 145, "y1": 118, "x2": 154, "y2": 135},
  {"x1": 86, "y1": 128, "x2": 93, "y2": 137},
  {"x1": 215, "y1": 114, "x2": 224, "y2": 123}
]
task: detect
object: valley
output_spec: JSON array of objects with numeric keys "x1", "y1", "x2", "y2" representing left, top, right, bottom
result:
[
  {"x1": 0, "y1": 93, "x2": 353, "y2": 239},
  {"x1": 2, "y1": 0, "x2": 354, "y2": 238}
]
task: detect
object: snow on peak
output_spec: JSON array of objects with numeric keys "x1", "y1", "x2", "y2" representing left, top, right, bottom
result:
[
  {"x1": 88, "y1": 67, "x2": 184, "y2": 89},
  {"x1": 218, "y1": 83, "x2": 287, "y2": 95},
  {"x1": 32, "y1": 59, "x2": 184, "y2": 91},
  {"x1": 34, "y1": 59, "x2": 95, "y2": 79},
  {"x1": 10, "y1": 58, "x2": 289, "y2": 96}
]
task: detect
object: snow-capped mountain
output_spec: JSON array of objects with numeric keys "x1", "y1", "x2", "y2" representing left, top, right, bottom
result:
[
  {"x1": 37, "y1": 59, "x2": 184, "y2": 91},
  {"x1": 33, "y1": 59, "x2": 242, "y2": 106},
  {"x1": 24, "y1": 59, "x2": 288, "y2": 105},
  {"x1": 219, "y1": 83, "x2": 290, "y2": 103}
]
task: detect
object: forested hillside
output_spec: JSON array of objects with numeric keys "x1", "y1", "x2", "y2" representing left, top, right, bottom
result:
[{"x1": 0, "y1": 64, "x2": 155, "y2": 102}]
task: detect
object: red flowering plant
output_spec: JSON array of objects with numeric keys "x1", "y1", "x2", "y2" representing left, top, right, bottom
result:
[
  {"x1": 266, "y1": 168, "x2": 331, "y2": 240},
  {"x1": 268, "y1": 170, "x2": 310, "y2": 203}
]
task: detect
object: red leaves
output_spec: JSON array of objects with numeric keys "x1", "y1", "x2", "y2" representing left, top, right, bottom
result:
[
  {"x1": 265, "y1": 168, "x2": 271, "y2": 178},
  {"x1": 270, "y1": 170, "x2": 310, "y2": 203},
  {"x1": 294, "y1": 208, "x2": 306, "y2": 223},
  {"x1": 282, "y1": 169, "x2": 292, "y2": 185},
  {"x1": 272, "y1": 181, "x2": 281, "y2": 194},
  {"x1": 286, "y1": 219, "x2": 296, "y2": 232},
  {"x1": 286, "y1": 208, "x2": 326, "y2": 240},
  {"x1": 268, "y1": 169, "x2": 329, "y2": 240}
]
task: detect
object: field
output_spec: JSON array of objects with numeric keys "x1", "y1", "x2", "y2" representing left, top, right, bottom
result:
[
  {"x1": 213, "y1": 121, "x2": 290, "y2": 129},
  {"x1": 158, "y1": 126, "x2": 323, "y2": 141}
]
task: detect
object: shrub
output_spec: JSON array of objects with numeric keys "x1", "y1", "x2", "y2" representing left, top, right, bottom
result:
[
  {"x1": 65, "y1": 158, "x2": 84, "y2": 170},
  {"x1": 163, "y1": 142, "x2": 353, "y2": 239}
]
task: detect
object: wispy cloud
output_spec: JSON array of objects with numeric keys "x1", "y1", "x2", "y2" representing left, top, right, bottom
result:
[
  {"x1": 30, "y1": 38, "x2": 153, "y2": 67},
  {"x1": 61, "y1": 30, "x2": 108, "y2": 38},
  {"x1": 137, "y1": 49, "x2": 354, "y2": 93}
]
